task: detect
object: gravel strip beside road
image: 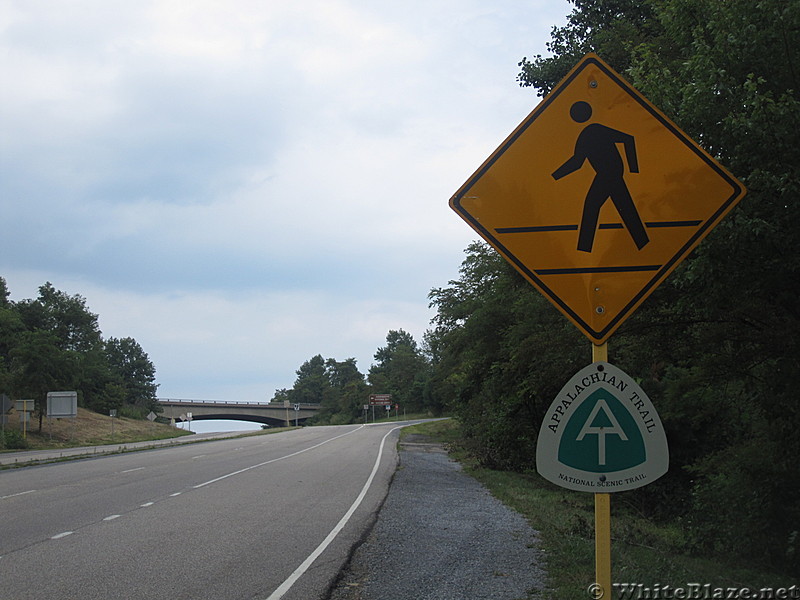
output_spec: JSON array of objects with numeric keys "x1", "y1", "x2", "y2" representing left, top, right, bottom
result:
[{"x1": 328, "y1": 435, "x2": 546, "y2": 600}]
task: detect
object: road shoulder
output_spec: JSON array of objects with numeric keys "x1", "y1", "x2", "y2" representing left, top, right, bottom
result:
[{"x1": 328, "y1": 434, "x2": 546, "y2": 600}]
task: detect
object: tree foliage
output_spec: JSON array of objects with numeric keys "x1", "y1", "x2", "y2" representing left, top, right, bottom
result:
[
  {"x1": 427, "y1": 243, "x2": 588, "y2": 469},
  {"x1": 426, "y1": 0, "x2": 799, "y2": 575},
  {"x1": 272, "y1": 330, "x2": 435, "y2": 426},
  {"x1": 105, "y1": 337, "x2": 159, "y2": 412},
  {"x1": 368, "y1": 329, "x2": 429, "y2": 413},
  {"x1": 274, "y1": 354, "x2": 372, "y2": 425},
  {"x1": 0, "y1": 278, "x2": 160, "y2": 429}
]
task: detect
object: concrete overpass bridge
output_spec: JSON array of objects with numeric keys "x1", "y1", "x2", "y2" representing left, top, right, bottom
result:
[{"x1": 157, "y1": 399, "x2": 320, "y2": 427}]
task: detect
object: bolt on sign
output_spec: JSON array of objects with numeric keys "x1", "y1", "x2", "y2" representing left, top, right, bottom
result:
[
  {"x1": 450, "y1": 53, "x2": 746, "y2": 343},
  {"x1": 536, "y1": 362, "x2": 668, "y2": 493}
]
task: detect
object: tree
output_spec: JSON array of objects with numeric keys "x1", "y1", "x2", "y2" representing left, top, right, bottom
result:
[
  {"x1": 0, "y1": 277, "x2": 10, "y2": 307},
  {"x1": 368, "y1": 330, "x2": 428, "y2": 413},
  {"x1": 428, "y1": 242, "x2": 586, "y2": 467},
  {"x1": 510, "y1": 0, "x2": 799, "y2": 571},
  {"x1": 15, "y1": 283, "x2": 102, "y2": 353},
  {"x1": 9, "y1": 331, "x2": 72, "y2": 431},
  {"x1": 0, "y1": 283, "x2": 23, "y2": 392},
  {"x1": 289, "y1": 355, "x2": 330, "y2": 405},
  {"x1": 105, "y1": 337, "x2": 159, "y2": 413},
  {"x1": 273, "y1": 355, "x2": 369, "y2": 425},
  {"x1": 0, "y1": 278, "x2": 162, "y2": 425},
  {"x1": 321, "y1": 358, "x2": 368, "y2": 424},
  {"x1": 271, "y1": 388, "x2": 292, "y2": 406},
  {"x1": 71, "y1": 346, "x2": 117, "y2": 414}
]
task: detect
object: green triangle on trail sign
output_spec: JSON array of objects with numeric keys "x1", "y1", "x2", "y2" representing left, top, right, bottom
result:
[{"x1": 558, "y1": 389, "x2": 646, "y2": 472}]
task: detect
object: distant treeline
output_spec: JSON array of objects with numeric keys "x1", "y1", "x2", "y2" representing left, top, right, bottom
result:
[{"x1": 0, "y1": 278, "x2": 159, "y2": 432}]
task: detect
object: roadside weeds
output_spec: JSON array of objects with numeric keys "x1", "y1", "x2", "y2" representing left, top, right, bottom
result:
[{"x1": 404, "y1": 420, "x2": 795, "y2": 600}]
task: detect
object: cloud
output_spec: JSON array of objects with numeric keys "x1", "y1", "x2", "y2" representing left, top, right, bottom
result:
[
  {"x1": 4, "y1": 270, "x2": 432, "y2": 399},
  {"x1": 1, "y1": 0, "x2": 569, "y2": 401}
]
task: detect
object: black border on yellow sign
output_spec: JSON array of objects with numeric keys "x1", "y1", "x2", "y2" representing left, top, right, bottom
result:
[{"x1": 449, "y1": 53, "x2": 746, "y2": 343}]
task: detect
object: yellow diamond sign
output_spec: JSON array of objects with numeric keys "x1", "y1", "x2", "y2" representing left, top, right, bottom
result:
[{"x1": 450, "y1": 53, "x2": 746, "y2": 344}]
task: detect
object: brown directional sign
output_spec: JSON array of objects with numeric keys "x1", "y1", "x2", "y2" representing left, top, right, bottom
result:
[
  {"x1": 369, "y1": 394, "x2": 392, "y2": 406},
  {"x1": 450, "y1": 53, "x2": 745, "y2": 343}
]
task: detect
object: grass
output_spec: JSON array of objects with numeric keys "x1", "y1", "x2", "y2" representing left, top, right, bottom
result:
[
  {"x1": 1, "y1": 407, "x2": 298, "y2": 455},
  {"x1": 0, "y1": 407, "x2": 193, "y2": 451},
  {"x1": 403, "y1": 419, "x2": 795, "y2": 600}
]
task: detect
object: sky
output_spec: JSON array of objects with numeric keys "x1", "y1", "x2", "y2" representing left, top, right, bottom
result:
[{"x1": 1, "y1": 0, "x2": 571, "y2": 405}]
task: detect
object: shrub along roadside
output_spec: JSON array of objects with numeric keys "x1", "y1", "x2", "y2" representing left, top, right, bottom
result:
[
  {"x1": 0, "y1": 428, "x2": 28, "y2": 449},
  {"x1": 404, "y1": 420, "x2": 795, "y2": 600}
]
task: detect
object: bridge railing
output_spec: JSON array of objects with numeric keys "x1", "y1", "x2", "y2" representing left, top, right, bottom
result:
[{"x1": 157, "y1": 398, "x2": 319, "y2": 407}]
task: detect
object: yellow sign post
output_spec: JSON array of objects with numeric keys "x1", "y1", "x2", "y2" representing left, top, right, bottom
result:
[
  {"x1": 15, "y1": 398, "x2": 34, "y2": 439},
  {"x1": 450, "y1": 53, "x2": 746, "y2": 597},
  {"x1": 592, "y1": 342, "x2": 610, "y2": 598}
]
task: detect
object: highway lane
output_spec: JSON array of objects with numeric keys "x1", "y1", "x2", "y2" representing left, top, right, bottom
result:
[{"x1": 0, "y1": 423, "x2": 408, "y2": 600}]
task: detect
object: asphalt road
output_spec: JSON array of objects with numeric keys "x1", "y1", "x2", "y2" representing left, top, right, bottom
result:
[{"x1": 0, "y1": 423, "x2": 407, "y2": 600}]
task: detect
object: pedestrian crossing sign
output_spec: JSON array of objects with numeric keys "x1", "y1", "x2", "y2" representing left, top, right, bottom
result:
[
  {"x1": 536, "y1": 362, "x2": 668, "y2": 493},
  {"x1": 449, "y1": 53, "x2": 746, "y2": 343}
]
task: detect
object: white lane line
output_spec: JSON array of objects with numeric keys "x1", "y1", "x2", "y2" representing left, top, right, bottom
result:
[
  {"x1": 140, "y1": 502, "x2": 154, "y2": 507},
  {"x1": 193, "y1": 426, "x2": 365, "y2": 489},
  {"x1": 265, "y1": 426, "x2": 402, "y2": 600},
  {"x1": 51, "y1": 531, "x2": 73, "y2": 540},
  {"x1": 103, "y1": 514, "x2": 121, "y2": 521},
  {"x1": 170, "y1": 492, "x2": 182, "y2": 497},
  {"x1": 1, "y1": 489, "x2": 36, "y2": 500},
  {"x1": 191, "y1": 455, "x2": 206, "y2": 460},
  {"x1": 121, "y1": 467, "x2": 144, "y2": 474}
]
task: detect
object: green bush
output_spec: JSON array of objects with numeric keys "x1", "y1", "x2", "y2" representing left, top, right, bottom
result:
[
  {"x1": 687, "y1": 438, "x2": 800, "y2": 574},
  {"x1": 118, "y1": 404, "x2": 146, "y2": 419},
  {"x1": 1, "y1": 429, "x2": 29, "y2": 450}
]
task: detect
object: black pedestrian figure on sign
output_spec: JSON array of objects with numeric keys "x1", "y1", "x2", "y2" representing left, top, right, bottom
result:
[{"x1": 552, "y1": 101, "x2": 650, "y2": 253}]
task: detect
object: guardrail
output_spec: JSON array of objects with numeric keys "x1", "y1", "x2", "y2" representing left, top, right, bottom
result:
[{"x1": 157, "y1": 399, "x2": 319, "y2": 407}]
